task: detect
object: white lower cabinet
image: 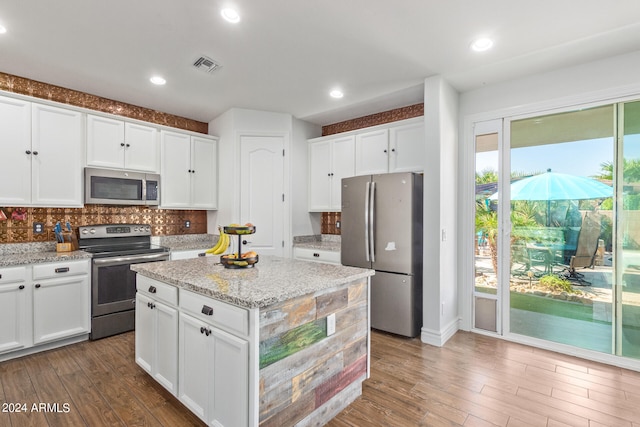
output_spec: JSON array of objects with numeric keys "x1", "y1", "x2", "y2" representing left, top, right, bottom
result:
[
  {"x1": 0, "y1": 267, "x2": 29, "y2": 354},
  {"x1": 135, "y1": 292, "x2": 178, "y2": 395},
  {"x1": 136, "y1": 278, "x2": 250, "y2": 426},
  {"x1": 293, "y1": 247, "x2": 341, "y2": 265},
  {"x1": 178, "y1": 302, "x2": 249, "y2": 426},
  {"x1": 0, "y1": 260, "x2": 90, "y2": 359}
]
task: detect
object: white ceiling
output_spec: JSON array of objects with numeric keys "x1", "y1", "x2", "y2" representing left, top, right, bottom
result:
[{"x1": 2, "y1": 1, "x2": 640, "y2": 126}]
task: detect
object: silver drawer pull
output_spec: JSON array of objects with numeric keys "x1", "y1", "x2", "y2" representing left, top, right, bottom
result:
[
  {"x1": 55, "y1": 267, "x2": 70, "y2": 273},
  {"x1": 201, "y1": 305, "x2": 214, "y2": 316}
]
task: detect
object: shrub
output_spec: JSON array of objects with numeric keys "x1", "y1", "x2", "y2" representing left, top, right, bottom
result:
[{"x1": 539, "y1": 274, "x2": 576, "y2": 294}]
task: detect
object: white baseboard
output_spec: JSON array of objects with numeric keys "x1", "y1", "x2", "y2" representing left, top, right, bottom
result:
[{"x1": 420, "y1": 317, "x2": 460, "y2": 347}]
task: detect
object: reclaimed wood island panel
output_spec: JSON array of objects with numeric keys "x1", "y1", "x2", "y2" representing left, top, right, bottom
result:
[{"x1": 131, "y1": 255, "x2": 374, "y2": 427}]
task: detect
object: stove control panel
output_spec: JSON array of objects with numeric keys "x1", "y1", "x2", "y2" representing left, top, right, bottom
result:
[{"x1": 79, "y1": 224, "x2": 152, "y2": 239}]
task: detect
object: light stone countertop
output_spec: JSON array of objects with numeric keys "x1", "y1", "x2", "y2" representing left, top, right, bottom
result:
[
  {"x1": 152, "y1": 234, "x2": 217, "y2": 252},
  {"x1": 0, "y1": 242, "x2": 92, "y2": 267},
  {"x1": 0, "y1": 250, "x2": 92, "y2": 267},
  {"x1": 131, "y1": 255, "x2": 373, "y2": 309},
  {"x1": 293, "y1": 234, "x2": 341, "y2": 252}
]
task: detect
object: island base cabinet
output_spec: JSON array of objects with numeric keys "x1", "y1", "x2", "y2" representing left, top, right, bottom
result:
[
  {"x1": 32, "y1": 275, "x2": 90, "y2": 345},
  {"x1": 179, "y1": 312, "x2": 249, "y2": 427},
  {"x1": 135, "y1": 293, "x2": 178, "y2": 395}
]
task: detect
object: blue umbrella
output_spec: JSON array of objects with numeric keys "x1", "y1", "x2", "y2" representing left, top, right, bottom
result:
[
  {"x1": 489, "y1": 169, "x2": 612, "y2": 201},
  {"x1": 489, "y1": 169, "x2": 612, "y2": 226}
]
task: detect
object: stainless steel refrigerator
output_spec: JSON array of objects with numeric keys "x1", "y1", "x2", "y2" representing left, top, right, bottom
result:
[{"x1": 341, "y1": 172, "x2": 423, "y2": 337}]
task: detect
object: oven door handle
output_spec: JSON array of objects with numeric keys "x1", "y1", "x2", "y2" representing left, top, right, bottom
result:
[{"x1": 93, "y1": 253, "x2": 169, "y2": 266}]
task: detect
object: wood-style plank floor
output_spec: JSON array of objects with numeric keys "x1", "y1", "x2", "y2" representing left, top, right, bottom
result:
[{"x1": 1, "y1": 330, "x2": 640, "y2": 426}]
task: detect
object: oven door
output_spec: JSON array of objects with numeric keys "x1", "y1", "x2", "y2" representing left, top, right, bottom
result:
[{"x1": 91, "y1": 252, "x2": 169, "y2": 317}]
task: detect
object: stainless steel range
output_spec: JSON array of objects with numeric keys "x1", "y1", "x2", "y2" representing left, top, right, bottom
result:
[{"x1": 78, "y1": 224, "x2": 170, "y2": 340}]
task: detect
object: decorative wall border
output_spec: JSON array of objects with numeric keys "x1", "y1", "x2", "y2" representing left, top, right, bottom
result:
[
  {"x1": 0, "y1": 72, "x2": 208, "y2": 134},
  {"x1": 321, "y1": 103, "x2": 424, "y2": 136}
]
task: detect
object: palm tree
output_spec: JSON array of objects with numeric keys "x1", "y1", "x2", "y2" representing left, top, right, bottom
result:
[{"x1": 476, "y1": 200, "x2": 538, "y2": 274}]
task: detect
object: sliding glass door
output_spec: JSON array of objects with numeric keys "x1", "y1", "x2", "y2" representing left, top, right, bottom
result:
[
  {"x1": 619, "y1": 101, "x2": 640, "y2": 358},
  {"x1": 507, "y1": 105, "x2": 615, "y2": 353}
]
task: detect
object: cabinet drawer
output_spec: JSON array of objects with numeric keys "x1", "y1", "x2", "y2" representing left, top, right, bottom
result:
[
  {"x1": 179, "y1": 289, "x2": 248, "y2": 337},
  {"x1": 32, "y1": 260, "x2": 89, "y2": 280},
  {"x1": 293, "y1": 247, "x2": 341, "y2": 265},
  {"x1": 136, "y1": 275, "x2": 178, "y2": 306},
  {"x1": 170, "y1": 249, "x2": 210, "y2": 261},
  {"x1": 0, "y1": 266, "x2": 27, "y2": 284}
]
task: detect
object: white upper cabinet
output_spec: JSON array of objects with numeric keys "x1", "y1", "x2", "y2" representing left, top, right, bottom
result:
[
  {"x1": 308, "y1": 135, "x2": 355, "y2": 212},
  {"x1": 161, "y1": 130, "x2": 218, "y2": 210},
  {"x1": 87, "y1": 114, "x2": 159, "y2": 172},
  {"x1": 0, "y1": 95, "x2": 32, "y2": 205},
  {"x1": 0, "y1": 99, "x2": 83, "y2": 207},
  {"x1": 355, "y1": 129, "x2": 389, "y2": 175},
  {"x1": 31, "y1": 104, "x2": 84, "y2": 207},
  {"x1": 388, "y1": 120, "x2": 425, "y2": 173}
]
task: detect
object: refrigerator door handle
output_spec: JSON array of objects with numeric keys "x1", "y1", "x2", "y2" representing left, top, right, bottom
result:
[
  {"x1": 369, "y1": 181, "x2": 376, "y2": 262},
  {"x1": 365, "y1": 181, "x2": 371, "y2": 262}
]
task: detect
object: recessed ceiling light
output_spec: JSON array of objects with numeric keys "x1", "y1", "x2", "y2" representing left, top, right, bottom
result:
[
  {"x1": 470, "y1": 37, "x2": 494, "y2": 52},
  {"x1": 221, "y1": 8, "x2": 240, "y2": 23},
  {"x1": 0, "y1": 25, "x2": 7, "y2": 34},
  {"x1": 330, "y1": 89, "x2": 344, "y2": 99},
  {"x1": 150, "y1": 76, "x2": 166, "y2": 85}
]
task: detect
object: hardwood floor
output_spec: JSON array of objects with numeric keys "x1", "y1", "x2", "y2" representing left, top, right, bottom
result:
[{"x1": 1, "y1": 330, "x2": 640, "y2": 426}]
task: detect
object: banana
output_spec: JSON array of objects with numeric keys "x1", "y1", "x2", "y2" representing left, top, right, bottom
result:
[
  {"x1": 206, "y1": 226, "x2": 226, "y2": 254},
  {"x1": 212, "y1": 229, "x2": 230, "y2": 255}
]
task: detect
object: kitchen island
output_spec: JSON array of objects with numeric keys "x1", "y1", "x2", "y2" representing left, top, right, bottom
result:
[{"x1": 131, "y1": 255, "x2": 373, "y2": 427}]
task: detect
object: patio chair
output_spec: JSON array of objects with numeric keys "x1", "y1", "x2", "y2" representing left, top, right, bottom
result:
[{"x1": 566, "y1": 212, "x2": 602, "y2": 284}]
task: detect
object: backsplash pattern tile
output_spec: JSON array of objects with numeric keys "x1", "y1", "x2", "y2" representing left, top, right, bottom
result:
[
  {"x1": 0, "y1": 206, "x2": 207, "y2": 244},
  {"x1": 322, "y1": 212, "x2": 341, "y2": 235},
  {"x1": 321, "y1": 103, "x2": 424, "y2": 136},
  {"x1": 0, "y1": 72, "x2": 208, "y2": 134}
]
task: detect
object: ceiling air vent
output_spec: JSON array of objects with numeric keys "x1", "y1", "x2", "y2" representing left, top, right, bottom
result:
[{"x1": 193, "y1": 56, "x2": 222, "y2": 73}]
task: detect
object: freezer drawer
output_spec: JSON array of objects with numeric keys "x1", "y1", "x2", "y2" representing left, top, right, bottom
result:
[{"x1": 370, "y1": 271, "x2": 422, "y2": 337}]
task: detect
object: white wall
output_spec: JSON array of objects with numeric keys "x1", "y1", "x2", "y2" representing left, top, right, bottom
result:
[
  {"x1": 421, "y1": 75, "x2": 460, "y2": 346},
  {"x1": 208, "y1": 108, "x2": 320, "y2": 245}
]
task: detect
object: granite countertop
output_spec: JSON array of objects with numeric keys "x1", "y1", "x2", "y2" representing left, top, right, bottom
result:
[
  {"x1": 0, "y1": 250, "x2": 92, "y2": 267},
  {"x1": 131, "y1": 255, "x2": 372, "y2": 309},
  {"x1": 293, "y1": 235, "x2": 341, "y2": 252},
  {"x1": 0, "y1": 242, "x2": 92, "y2": 267},
  {"x1": 152, "y1": 234, "x2": 217, "y2": 252}
]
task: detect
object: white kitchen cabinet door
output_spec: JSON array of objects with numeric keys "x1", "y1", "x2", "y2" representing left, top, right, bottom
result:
[
  {"x1": 329, "y1": 135, "x2": 355, "y2": 210},
  {"x1": 135, "y1": 293, "x2": 154, "y2": 374},
  {"x1": 31, "y1": 103, "x2": 84, "y2": 207},
  {"x1": 308, "y1": 139, "x2": 332, "y2": 211},
  {"x1": 389, "y1": 121, "x2": 425, "y2": 173},
  {"x1": 154, "y1": 300, "x2": 178, "y2": 394},
  {"x1": 210, "y1": 328, "x2": 249, "y2": 427},
  {"x1": 87, "y1": 115, "x2": 159, "y2": 172},
  {"x1": 86, "y1": 115, "x2": 126, "y2": 169},
  {"x1": 32, "y1": 274, "x2": 90, "y2": 345},
  {"x1": 0, "y1": 280, "x2": 30, "y2": 354},
  {"x1": 178, "y1": 312, "x2": 210, "y2": 422},
  {"x1": 161, "y1": 131, "x2": 217, "y2": 209},
  {"x1": 161, "y1": 130, "x2": 192, "y2": 208},
  {"x1": 0, "y1": 96, "x2": 32, "y2": 205},
  {"x1": 123, "y1": 122, "x2": 159, "y2": 172},
  {"x1": 191, "y1": 136, "x2": 217, "y2": 209},
  {"x1": 308, "y1": 135, "x2": 355, "y2": 212},
  {"x1": 355, "y1": 129, "x2": 388, "y2": 176}
]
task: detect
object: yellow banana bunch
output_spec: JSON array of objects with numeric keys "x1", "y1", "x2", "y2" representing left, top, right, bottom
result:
[{"x1": 206, "y1": 226, "x2": 230, "y2": 255}]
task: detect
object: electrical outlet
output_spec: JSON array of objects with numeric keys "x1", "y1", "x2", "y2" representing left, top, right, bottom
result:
[
  {"x1": 336, "y1": 220, "x2": 341, "y2": 229},
  {"x1": 327, "y1": 313, "x2": 336, "y2": 336},
  {"x1": 33, "y1": 222, "x2": 45, "y2": 234},
  {"x1": 185, "y1": 220, "x2": 191, "y2": 228}
]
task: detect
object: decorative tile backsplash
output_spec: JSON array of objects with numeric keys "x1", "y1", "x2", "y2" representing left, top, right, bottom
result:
[
  {"x1": 0, "y1": 206, "x2": 207, "y2": 244},
  {"x1": 322, "y1": 212, "x2": 341, "y2": 235},
  {"x1": 321, "y1": 103, "x2": 424, "y2": 136},
  {"x1": 0, "y1": 72, "x2": 208, "y2": 134}
]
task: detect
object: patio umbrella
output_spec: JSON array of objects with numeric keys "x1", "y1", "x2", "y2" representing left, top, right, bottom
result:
[{"x1": 489, "y1": 169, "x2": 612, "y2": 224}]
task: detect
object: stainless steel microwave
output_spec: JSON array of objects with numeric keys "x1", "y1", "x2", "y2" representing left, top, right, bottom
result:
[{"x1": 85, "y1": 167, "x2": 160, "y2": 206}]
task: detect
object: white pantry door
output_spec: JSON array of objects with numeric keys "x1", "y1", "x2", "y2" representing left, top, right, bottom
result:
[{"x1": 239, "y1": 135, "x2": 285, "y2": 257}]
